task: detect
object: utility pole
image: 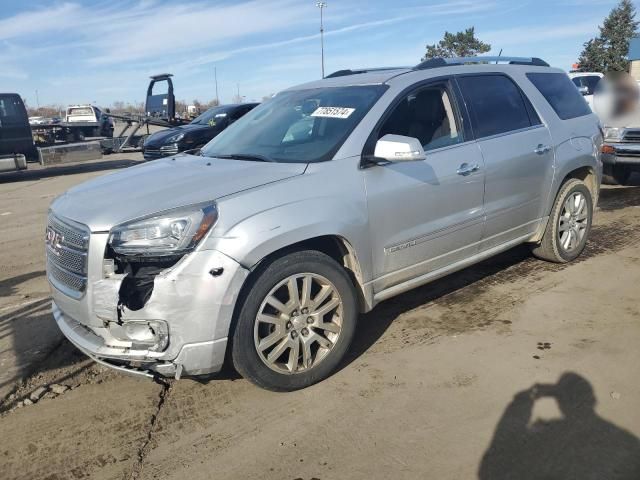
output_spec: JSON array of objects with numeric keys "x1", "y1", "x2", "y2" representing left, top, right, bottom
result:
[
  {"x1": 35, "y1": 89, "x2": 40, "y2": 110},
  {"x1": 316, "y1": 1, "x2": 327, "y2": 78},
  {"x1": 236, "y1": 83, "x2": 241, "y2": 103},
  {"x1": 214, "y1": 66, "x2": 219, "y2": 105}
]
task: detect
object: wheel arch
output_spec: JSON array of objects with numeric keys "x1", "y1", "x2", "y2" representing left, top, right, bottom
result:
[
  {"x1": 243, "y1": 234, "x2": 372, "y2": 314},
  {"x1": 531, "y1": 165, "x2": 599, "y2": 244},
  {"x1": 560, "y1": 165, "x2": 599, "y2": 206}
]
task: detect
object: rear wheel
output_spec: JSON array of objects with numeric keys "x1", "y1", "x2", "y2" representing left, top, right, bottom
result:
[
  {"x1": 531, "y1": 178, "x2": 593, "y2": 263},
  {"x1": 231, "y1": 250, "x2": 357, "y2": 391}
]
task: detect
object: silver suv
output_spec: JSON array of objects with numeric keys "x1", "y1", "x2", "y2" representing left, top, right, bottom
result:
[{"x1": 47, "y1": 57, "x2": 602, "y2": 391}]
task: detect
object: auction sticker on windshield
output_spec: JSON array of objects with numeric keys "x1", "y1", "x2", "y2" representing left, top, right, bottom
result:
[{"x1": 311, "y1": 107, "x2": 355, "y2": 119}]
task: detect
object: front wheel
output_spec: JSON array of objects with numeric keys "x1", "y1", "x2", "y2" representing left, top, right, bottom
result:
[
  {"x1": 231, "y1": 250, "x2": 358, "y2": 391},
  {"x1": 531, "y1": 178, "x2": 593, "y2": 263}
]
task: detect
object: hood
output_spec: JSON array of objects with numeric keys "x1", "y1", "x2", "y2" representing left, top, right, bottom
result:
[
  {"x1": 145, "y1": 124, "x2": 215, "y2": 145},
  {"x1": 51, "y1": 154, "x2": 307, "y2": 231}
]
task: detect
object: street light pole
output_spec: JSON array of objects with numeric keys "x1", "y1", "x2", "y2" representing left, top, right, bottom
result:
[
  {"x1": 316, "y1": 1, "x2": 327, "y2": 78},
  {"x1": 214, "y1": 66, "x2": 219, "y2": 105}
]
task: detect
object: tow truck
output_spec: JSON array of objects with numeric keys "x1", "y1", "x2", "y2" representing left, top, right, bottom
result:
[{"x1": 1, "y1": 74, "x2": 187, "y2": 174}]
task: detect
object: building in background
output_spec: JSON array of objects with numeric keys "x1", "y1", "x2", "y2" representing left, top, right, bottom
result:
[{"x1": 630, "y1": 36, "x2": 640, "y2": 80}]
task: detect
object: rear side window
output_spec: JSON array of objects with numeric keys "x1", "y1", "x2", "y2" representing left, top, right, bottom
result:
[
  {"x1": 571, "y1": 75, "x2": 601, "y2": 95},
  {"x1": 0, "y1": 95, "x2": 27, "y2": 126},
  {"x1": 457, "y1": 75, "x2": 533, "y2": 139},
  {"x1": 527, "y1": 73, "x2": 592, "y2": 120}
]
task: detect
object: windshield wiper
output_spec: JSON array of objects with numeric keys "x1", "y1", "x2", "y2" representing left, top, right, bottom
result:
[{"x1": 212, "y1": 153, "x2": 273, "y2": 162}]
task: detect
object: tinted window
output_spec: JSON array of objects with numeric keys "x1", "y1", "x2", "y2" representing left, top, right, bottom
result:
[
  {"x1": 457, "y1": 75, "x2": 532, "y2": 138},
  {"x1": 190, "y1": 106, "x2": 231, "y2": 126},
  {"x1": 379, "y1": 84, "x2": 464, "y2": 151},
  {"x1": 583, "y1": 76, "x2": 602, "y2": 95},
  {"x1": 0, "y1": 95, "x2": 27, "y2": 126},
  {"x1": 571, "y1": 75, "x2": 601, "y2": 95},
  {"x1": 527, "y1": 73, "x2": 592, "y2": 120}
]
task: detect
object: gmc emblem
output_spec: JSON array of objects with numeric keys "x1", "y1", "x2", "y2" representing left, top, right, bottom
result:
[{"x1": 45, "y1": 227, "x2": 64, "y2": 253}]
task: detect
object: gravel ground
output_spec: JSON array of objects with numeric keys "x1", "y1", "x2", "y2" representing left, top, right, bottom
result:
[{"x1": 0, "y1": 156, "x2": 639, "y2": 479}]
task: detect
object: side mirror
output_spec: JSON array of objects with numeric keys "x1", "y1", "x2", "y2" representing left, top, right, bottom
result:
[
  {"x1": 578, "y1": 86, "x2": 589, "y2": 96},
  {"x1": 373, "y1": 134, "x2": 426, "y2": 162}
]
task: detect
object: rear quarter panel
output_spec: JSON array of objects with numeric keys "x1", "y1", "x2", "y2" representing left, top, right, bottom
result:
[{"x1": 515, "y1": 68, "x2": 602, "y2": 213}]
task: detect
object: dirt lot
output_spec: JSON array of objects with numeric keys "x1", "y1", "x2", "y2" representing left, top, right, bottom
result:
[{"x1": 0, "y1": 157, "x2": 639, "y2": 480}]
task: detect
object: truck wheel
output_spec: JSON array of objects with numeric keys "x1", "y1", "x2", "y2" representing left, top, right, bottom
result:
[
  {"x1": 531, "y1": 178, "x2": 593, "y2": 263},
  {"x1": 231, "y1": 250, "x2": 358, "y2": 391}
]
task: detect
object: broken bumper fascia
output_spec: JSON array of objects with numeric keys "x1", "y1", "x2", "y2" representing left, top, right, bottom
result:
[{"x1": 51, "y1": 246, "x2": 250, "y2": 379}]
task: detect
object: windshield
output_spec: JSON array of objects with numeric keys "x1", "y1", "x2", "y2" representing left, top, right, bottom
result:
[
  {"x1": 190, "y1": 107, "x2": 230, "y2": 126},
  {"x1": 200, "y1": 85, "x2": 386, "y2": 163}
]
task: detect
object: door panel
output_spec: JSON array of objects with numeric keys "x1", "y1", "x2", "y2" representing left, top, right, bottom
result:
[
  {"x1": 479, "y1": 126, "x2": 554, "y2": 249},
  {"x1": 365, "y1": 141, "x2": 485, "y2": 292}
]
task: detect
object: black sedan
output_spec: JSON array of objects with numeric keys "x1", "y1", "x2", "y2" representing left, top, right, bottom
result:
[{"x1": 142, "y1": 103, "x2": 258, "y2": 160}]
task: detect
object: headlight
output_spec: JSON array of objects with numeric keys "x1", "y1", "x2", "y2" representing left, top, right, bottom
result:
[
  {"x1": 167, "y1": 132, "x2": 185, "y2": 143},
  {"x1": 603, "y1": 127, "x2": 623, "y2": 141},
  {"x1": 109, "y1": 203, "x2": 218, "y2": 256}
]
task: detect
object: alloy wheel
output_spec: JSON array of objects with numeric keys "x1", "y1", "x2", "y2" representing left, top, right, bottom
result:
[
  {"x1": 254, "y1": 273, "x2": 343, "y2": 374},
  {"x1": 558, "y1": 191, "x2": 589, "y2": 252}
]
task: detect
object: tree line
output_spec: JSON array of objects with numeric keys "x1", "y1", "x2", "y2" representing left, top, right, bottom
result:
[{"x1": 422, "y1": 0, "x2": 637, "y2": 73}]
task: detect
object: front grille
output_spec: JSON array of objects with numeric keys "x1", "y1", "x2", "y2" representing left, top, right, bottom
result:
[
  {"x1": 47, "y1": 259, "x2": 87, "y2": 293},
  {"x1": 46, "y1": 215, "x2": 89, "y2": 298},
  {"x1": 142, "y1": 148, "x2": 166, "y2": 159},
  {"x1": 143, "y1": 145, "x2": 179, "y2": 159},
  {"x1": 623, "y1": 129, "x2": 640, "y2": 142}
]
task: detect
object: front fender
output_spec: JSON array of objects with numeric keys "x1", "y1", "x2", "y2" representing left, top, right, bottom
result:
[{"x1": 203, "y1": 195, "x2": 372, "y2": 282}]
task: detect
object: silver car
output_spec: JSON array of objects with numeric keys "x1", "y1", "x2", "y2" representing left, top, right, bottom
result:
[{"x1": 47, "y1": 57, "x2": 602, "y2": 391}]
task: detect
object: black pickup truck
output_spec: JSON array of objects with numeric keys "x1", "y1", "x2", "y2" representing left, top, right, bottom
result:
[{"x1": 0, "y1": 93, "x2": 37, "y2": 171}]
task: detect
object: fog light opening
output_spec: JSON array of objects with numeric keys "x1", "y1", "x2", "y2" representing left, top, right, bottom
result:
[{"x1": 123, "y1": 320, "x2": 169, "y2": 352}]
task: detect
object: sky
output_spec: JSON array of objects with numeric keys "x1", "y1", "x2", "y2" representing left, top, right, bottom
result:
[{"x1": 0, "y1": 0, "x2": 635, "y2": 108}]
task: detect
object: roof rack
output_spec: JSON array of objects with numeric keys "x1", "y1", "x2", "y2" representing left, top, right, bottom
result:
[
  {"x1": 325, "y1": 67, "x2": 410, "y2": 78},
  {"x1": 414, "y1": 56, "x2": 550, "y2": 70}
]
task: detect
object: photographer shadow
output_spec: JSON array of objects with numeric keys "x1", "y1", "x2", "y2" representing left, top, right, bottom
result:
[{"x1": 479, "y1": 372, "x2": 640, "y2": 480}]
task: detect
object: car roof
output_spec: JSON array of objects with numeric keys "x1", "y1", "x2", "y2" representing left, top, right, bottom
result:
[
  {"x1": 284, "y1": 64, "x2": 565, "y2": 91},
  {"x1": 284, "y1": 56, "x2": 557, "y2": 91},
  {"x1": 286, "y1": 68, "x2": 412, "y2": 90}
]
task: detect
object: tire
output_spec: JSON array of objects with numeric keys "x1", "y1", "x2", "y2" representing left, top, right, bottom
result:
[
  {"x1": 531, "y1": 178, "x2": 593, "y2": 263},
  {"x1": 231, "y1": 250, "x2": 358, "y2": 391}
]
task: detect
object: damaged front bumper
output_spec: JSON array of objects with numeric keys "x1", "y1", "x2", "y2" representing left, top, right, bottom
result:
[{"x1": 50, "y1": 236, "x2": 250, "y2": 379}]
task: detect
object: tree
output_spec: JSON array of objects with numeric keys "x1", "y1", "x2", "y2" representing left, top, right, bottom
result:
[
  {"x1": 422, "y1": 27, "x2": 491, "y2": 61},
  {"x1": 577, "y1": 0, "x2": 639, "y2": 72}
]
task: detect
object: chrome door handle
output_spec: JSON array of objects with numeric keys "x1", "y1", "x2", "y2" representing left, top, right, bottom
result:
[
  {"x1": 456, "y1": 163, "x2": 480, "y2": 176},
  {"x1": 534, "y1": 144, "x2": 552, "y2": 155}
]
